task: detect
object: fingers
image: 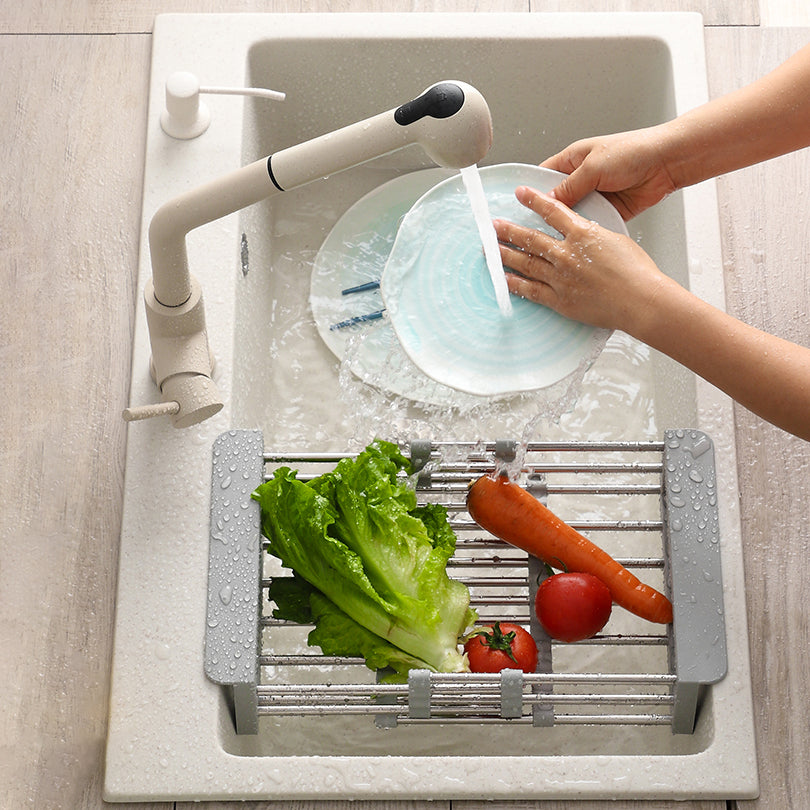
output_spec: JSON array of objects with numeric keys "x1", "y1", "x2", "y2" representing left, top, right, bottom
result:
[
  {"x1": 492, "y1": 188, "x2": 590, "y2": 287},
  {"x1": 539, "y1": 150, "x2": 576, "y2": 175},
  {"x1": 493, "y1": 188, "x2": 599, "y2": 311},
  {"x1": 539, "y1": 141, "x2": 599, "y2": 207},
  {"x1": 493, "y1": 215, "x2": 558, "y2": 261},
  {"x1": 513, "y1": 186, "x2": 586, "y2": 237},
  {"x1": 546, "y1": 165, "x2": 598, "y2": 208},
  {"x1": 499, "y1": 247, "x2": 557, "y2": 309},
  {"x1": 496, "y1": 237, "x2": 552, "y2": 280},
  {"x1": 504, "y1": 269, "x2": 556, "y2": 309},
  {"x1": 495, "y1": 227, "x2": 561, "y2": 312}
]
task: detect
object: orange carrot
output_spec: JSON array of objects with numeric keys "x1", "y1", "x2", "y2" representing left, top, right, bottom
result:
[{"x1": 467, "y1": 475, "x2": 673, "y2": 625}]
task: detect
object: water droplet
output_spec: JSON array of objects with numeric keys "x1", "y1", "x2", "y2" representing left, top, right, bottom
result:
[
  {"x1": 219, "y1": 584, "x2": 233, "y2": 605},
  {"x1": 687, "y1": 434, "x2": 712, "y2": 458}
]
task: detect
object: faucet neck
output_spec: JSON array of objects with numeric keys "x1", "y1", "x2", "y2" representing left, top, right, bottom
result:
[{"x1": 148, "y1": 158, "x2": 278, "y2": 306}]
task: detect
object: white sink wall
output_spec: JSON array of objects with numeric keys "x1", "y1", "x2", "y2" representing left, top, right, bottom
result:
[{"x1": 106, "y1": 12, "x2": 757, "y2": 802}]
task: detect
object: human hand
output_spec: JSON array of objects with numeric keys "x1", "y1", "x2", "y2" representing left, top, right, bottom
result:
[
  {"x1": 540, "y1": 126, "x2": 679, "y2": 220},
  {"x1": 494, "y1": 185, "x2": 673, "y2": 336}
]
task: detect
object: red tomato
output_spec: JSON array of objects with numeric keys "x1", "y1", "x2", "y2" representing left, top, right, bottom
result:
[
  {"x1": 535, "y1": 572, "x2": 612, "y2": 642},
  {"x1": 464, "y1": 622, "x2": 538, "y2": 673}
]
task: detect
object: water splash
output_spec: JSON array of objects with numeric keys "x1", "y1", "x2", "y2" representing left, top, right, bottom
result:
[{"x1": 459, "y1": 164, "x2": 513, "y2": 317}]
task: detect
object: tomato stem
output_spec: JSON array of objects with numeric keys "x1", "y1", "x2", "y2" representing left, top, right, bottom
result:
[{"x1": 475, "y1": 622, "x2": 519, "y2": 663}]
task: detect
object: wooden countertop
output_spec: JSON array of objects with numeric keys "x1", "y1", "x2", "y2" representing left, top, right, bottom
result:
[{"x1": 2, "y1": 3, "x2": 808, "y2": 808}]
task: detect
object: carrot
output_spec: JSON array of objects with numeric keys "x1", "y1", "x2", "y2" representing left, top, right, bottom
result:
[{"x1": 467, "y1": 474, "x2": 673, "y2": 625}]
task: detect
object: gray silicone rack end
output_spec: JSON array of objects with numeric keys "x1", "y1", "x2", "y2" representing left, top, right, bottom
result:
[
  {"x1": 661, "y1": 428, "x2": 728, "y2": 733},
  {"x1": 204, "y1": 429, "x2": 265, "y2": 735}
]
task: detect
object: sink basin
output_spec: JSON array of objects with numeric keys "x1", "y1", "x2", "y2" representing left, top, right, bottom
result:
[{"x1": 107, "y1": 11, "x2": 758, "y2": 802}]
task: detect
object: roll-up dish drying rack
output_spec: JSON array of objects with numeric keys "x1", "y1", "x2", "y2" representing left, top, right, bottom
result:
[{"x1": 204, "y1": 429, "x2": 727, "y2": 736}]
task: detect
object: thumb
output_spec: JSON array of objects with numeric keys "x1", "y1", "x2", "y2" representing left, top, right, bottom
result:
[{"x1": 548, "y1": 163, "x2": 599, "y2": 209}]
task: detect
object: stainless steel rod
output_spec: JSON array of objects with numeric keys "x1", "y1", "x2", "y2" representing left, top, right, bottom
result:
[
  {"x1": 259, "y1": 654, "x2": 367, "y2": 666},
  {"x1": 450, "y1": 519, "x2": 663, "y2": 531},
  {"x1": 421, "y1": 462, "x2": 663, "y2": 475},
  {"x1": 414, "y1": 483, "x2": 662, "y2": 496},
  {"x1": 254, "y1": 683, "x2": 675, "y2": 703},
  {"x1": 552, "y1": 713, "x2": 672, "y2": 725},
  {"x1": 262, "y1": 441, "x2": 664, "y2": 462},
  {"x1": 427, "y1": 440, "x2": 666, "y2": 452},
  {"x1": 254, "y1": 706, "x2": 673, "y2": 725},
  {"x1": 256, "y1": 702, "x2": 397, "y2": 711},
  {"x1": 396, "y1": 713, "x2": 672, "y2": 725},
  {"x1": 457, "y1": 576, "x2": 529, "y2": 586},
  {"x1": 448, "y1": 555, "x2": 665, "y2": 568}
]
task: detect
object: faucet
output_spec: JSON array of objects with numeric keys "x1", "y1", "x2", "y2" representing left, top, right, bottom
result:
[{"x1": 123, "y1": 81, "x2": 493, "y2": 428}]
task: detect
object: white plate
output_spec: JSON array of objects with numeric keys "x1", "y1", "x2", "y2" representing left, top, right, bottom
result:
[
  {"x1": 380, "y1": 163, "x2": 628, "y2": 396},
  {"x1": 310, "y1": 168, "x2": 492, "y2": 406}
]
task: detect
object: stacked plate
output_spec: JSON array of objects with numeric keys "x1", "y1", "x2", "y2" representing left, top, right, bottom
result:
[{"x1": 310, "y1": 163, "x2": 628, "y2": 405}]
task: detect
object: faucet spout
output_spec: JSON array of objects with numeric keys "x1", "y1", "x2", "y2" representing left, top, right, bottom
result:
[
  {"x1": 137, "y1": 80, "x2": 492, "y2": 428},
  {"x1": 267, "y1": 80, "x2": 492, "y2": 191}
]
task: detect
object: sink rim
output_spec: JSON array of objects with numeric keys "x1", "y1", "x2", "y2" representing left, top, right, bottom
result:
[{"x1": 106, "y1": 11, "x2": 758, "y2": 802}]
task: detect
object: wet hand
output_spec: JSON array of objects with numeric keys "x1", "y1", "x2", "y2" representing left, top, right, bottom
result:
[
  {"x1": 540, "y1": 126, "x2": 678, "y2": 220},
  {"x1": 494, "y1": 186, "x2": 671, "y2": 336}
]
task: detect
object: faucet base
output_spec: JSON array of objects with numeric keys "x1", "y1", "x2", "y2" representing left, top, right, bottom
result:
[
  {"x1": 141, "y1": 275, "x2": 224, "y2": 428},
  {"x1": 161, "y1": 373, "x2": 223, "y2": 428}
]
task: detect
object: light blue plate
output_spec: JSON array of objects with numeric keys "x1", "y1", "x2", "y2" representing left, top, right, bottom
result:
[
  {"x1": 311, "y1": 168, "x2": 496, "y2": 407},
  {"x1": 310, "y1": 168, "x2": 453, "y2": 379},
  {"x1": 380, "y1": 163, "x2": 628, "y2": 396}
]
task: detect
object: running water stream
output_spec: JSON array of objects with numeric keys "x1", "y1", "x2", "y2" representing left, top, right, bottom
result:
[{"x1": 459, "y1": 164, "x2": 513, "y2": 317}]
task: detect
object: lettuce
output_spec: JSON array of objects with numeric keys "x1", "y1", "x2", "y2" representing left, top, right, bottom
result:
[{"x1": 253, "y1": 439, "x2": 474, "y2": 679}]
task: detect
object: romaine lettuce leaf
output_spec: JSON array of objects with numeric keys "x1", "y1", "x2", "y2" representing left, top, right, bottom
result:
[{"x1": 253, "y1": 439, "x2": 474, "y2": 677}]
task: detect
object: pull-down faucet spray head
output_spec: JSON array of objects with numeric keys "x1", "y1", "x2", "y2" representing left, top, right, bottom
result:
[
  {"x1": 395, "y1": 81, "x2": 492, "y2": 168},
  {"x1": 124, "y1": 80, "x2": 493, "y2": 428}
]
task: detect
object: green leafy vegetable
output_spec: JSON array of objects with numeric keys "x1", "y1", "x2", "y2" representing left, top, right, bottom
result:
[{"x1": 253, "y1": 439, "x2": 475, "y2": 679}]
